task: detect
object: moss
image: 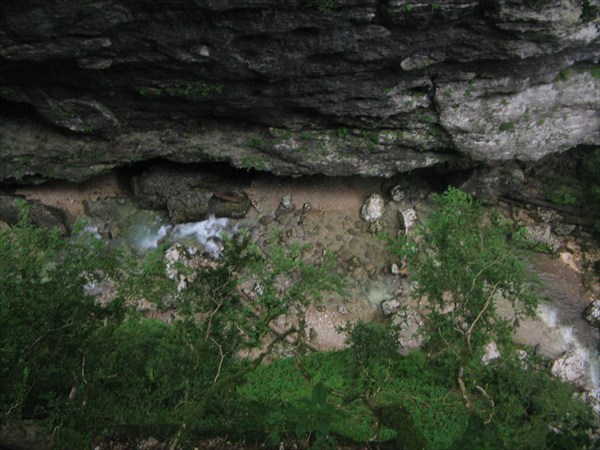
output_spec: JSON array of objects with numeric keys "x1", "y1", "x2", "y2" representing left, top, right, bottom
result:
[
  {"x1": 554, "y1": 68, "x2": 573, "y2": 83},
  {"x1": 499, "y1": 121, "x2": 516, "y2": 133},
  {"x1": 135, "y1": 81, "x2": 223, "y2": 98}
]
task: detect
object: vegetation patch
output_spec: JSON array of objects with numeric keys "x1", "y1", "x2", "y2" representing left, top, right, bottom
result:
[
  {"x1": 499, "y1": 121, "x2": 516, "y2": 132},
  {"x1": 135, "y1": 81, "x2": 223, "y2": 98},
  {"x1": 1, "y1": 193, "x2": 595, "y2": 449}
]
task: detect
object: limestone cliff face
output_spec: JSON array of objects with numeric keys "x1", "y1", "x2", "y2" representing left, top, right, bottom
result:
[{"x1": 1, "y1": 0, "x2": 598, "y2": 182}]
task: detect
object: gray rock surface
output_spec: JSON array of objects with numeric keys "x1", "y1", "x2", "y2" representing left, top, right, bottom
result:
[
  {"x1": 584, "y1": 299, "x2": 600, "y2": 328},
  {"x1": 481, "y1": 341, "x2": 501, "y2": 365},
  {"x1": 360, "y1": 194, "x2": 386, "y2": 223},
  {"x1": 0, "y1": 194, "x2": 70, "y2": 234},
  {"x1": 398, "y1": 208, "x2": 418, "y2": 232},
  {"x1": 275, "y1": 195, "x2": 295, "y2": 220},
  {"x1": 392, "y1": 306, "x2": 425, "y2": 355},
  {"x1": 551, "y1": 347, "x2": 589, "y2": 384},
  {"x1": 131, "y1": 163, "x2": 251, "y2": 222},
  {"x1": 524, "y1": 224, "x2": 561, "y2": 252},
  {"x1": 0, "y1": 0, "x2": 598, "y2": 182},
  {"x1": 381, "y1": 298, "x2": 401, "y2": 317}
]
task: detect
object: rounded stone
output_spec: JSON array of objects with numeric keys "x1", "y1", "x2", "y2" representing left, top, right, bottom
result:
[{"x1": 360, "y1": 194, "x2": 385, "y2": 223}]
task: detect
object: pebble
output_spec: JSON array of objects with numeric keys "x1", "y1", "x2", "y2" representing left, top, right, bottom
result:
[{"x1": 337, "y1": 304, "x2": 350, "y2": 315}]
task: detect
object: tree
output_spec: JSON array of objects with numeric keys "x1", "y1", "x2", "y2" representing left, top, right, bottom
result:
[
  {"x1": 386, "y1": 188, "x2": 539, "y2": 407},
  {"x1": 0, "y1": 206, "x2": 343, "y2": 448}
]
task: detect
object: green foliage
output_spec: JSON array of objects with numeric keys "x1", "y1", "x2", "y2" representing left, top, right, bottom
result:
[
  {"x1": 401, "y1": 3, "x2": 413, "y2": 13},
  {"x1": 0, "y1": 205, "x2": 128, "y2": 438},
  {"x1": 385, "y1": 188, "x2": 538, "y2": 360},
  {"x1": 544, "y1": 183, "x2": 579, "y2": 207},
  {"x1": 592, "y1": 67, "x2": 600, "y2": 80},
  {"x1": 241, "y1": 154, "x2": 267, "y2": 171},
  {"x1": 499, "y1": 121, "x2": 516, "y2": 132},
  {"x1": 312, "y1": 0, "x2": 335, "y2": 13},
  {"x1": 477, "y1": 358, "x2": 595, "y2": 449},
  {"x1": 135, "y1": 81, "x2": 223, "y2": 98},
  {"x1": 0, "y1": 209, "x2": 342, "y2": 447},
  {"x1": 335, "y1": 127, "x2": 349, "y2": 139},
  {"x1": 540, "y1": 147, "x2": 600, "y2": 234},
  {"x1": 554, "y1": 67, "x2": 573, "y2": 83},
  {"x1": 447, "y1": 414, "x2": 506, "y2": 450},
  {"x1": 1, "y1": 199, "x2": 595, "y2": 449},
  {"x1": 580, "y1": 147, "x2": 600, "y2": 233}
]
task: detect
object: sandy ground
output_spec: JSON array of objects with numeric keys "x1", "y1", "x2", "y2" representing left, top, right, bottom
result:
[{"x1": 245, "y1": 174, "x2": 383, "y2": 215}]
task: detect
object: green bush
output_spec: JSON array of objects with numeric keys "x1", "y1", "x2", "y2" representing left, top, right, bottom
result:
[
  {"x1": 0, "y1": 209, "x2": 342, "y2": 447},
  {"x1": 1, "y1": 197, "x2": 595, "y2": 449},
  {"x1": 385, "y1": 188, "x2": 538, "y2": 362}
]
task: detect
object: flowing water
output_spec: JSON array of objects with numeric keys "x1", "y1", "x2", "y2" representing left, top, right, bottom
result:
[
  {"x1": 508, "y1": 254, "x2": 599, "y2": 393},
  {"x1": 83, "y1": 199, "x2": 233, "y2": 257}
]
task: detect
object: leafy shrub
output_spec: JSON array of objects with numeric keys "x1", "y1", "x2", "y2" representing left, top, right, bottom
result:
[
  {"x1": 385, "y1": 188, "x2": 538, "y2": 362},
  {"x1": 1, "y1": 198, "x2": 595, "y2": 449},
  {"x1": 0, "y1": 209, "x2": 342, "y2": 447}
]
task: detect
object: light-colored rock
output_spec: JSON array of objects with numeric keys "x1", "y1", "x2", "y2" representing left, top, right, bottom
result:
[
  {"x1": 584, "y1": 300, "x2": 600, "y2": 328},
  {"x1": 537, "y1": 207, "x2": 561, "y2": 223},
  {"x1": 436, "y1": 72, "x2": 600, "y2": 163},
  {"x1": 337, "y1": 304, "x2": 350, "y2": 315},
  {"x1": 551, "y1": 347, "x2": 589, "y2": 384},
  {"x1": 481, "y1": 341, "x2": 501, "y2": 364},
  {"x1": 360, "y1": 194, "x2": 385, "y2": 223},
  {"x1": 381, "y1": 298, "x2": 401, "y2": 317},
  {"x1": 164, "y1": 243, "x2": 186, "y2": 281},
  {"x1": 389, "y1": 185, "x2": 405, "y2": 202},
  {"x1": 398, "y1": 208, "x2": 418, "y2": 232},
  {"x1": 83, "y1": 274, "x2": 117, "y2": 306},
  {"x1": 525, "y1": 224, "x2": 560, "y2": 252},
  {"x1": 559, "y1": 251, "x2": 580, "y2": 273},
  {"x1": 275, "y1": 194, "x2": 295, "y2": 219},
  {"x1": 577, "y1": 389, "x2": 600, "y2": 417},
  {"x1": 392, "y1": 306, "x2": 424, "y2": 355}
]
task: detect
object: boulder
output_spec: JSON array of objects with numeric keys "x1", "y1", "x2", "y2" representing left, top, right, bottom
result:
[
  {"x1": 524, "y1": 224, "x2": 560, "y2": 252},
  {"x1": 131, "y1": 163, "x2": 246, "y2": 210},
  {"x1": 584, "y1": 299, "x2": 600, "y2": 328},
  {"x1": 130, "y1": 163, "x2": 251, "y2": 222},
  {"x1": 481, "y1": 341, "x2": 501, "y2": 365},
  {"x1": 381, "y1": 298, "x2": 401, "y2": 317},
  {"x1": 389, "y1": 185, "x2": 406, "y2": 203},
  {"x1": 392, "y1": 306, "x2": 425, "y2": 355},
  {"x1": 167, "y1": 191, "x2": 213, "y2": 223},
  {"x1": 360, "y1": 194, "x2": 385, "y2": 223},
  {"x1": 275, "y1": 194, "x2": 295, "y2": 219},
  {"x1": 460, "y1": 163, "x2": 525, "y2": 199},
  {"x1": 398, "y1": 208, "x2": 418, "y2": 233},
  {"x1": 0, "y1": 194, "x2": 69, "y2": 234},
  {"x1": 551, "y1": 347, "x2": 589, "y2": 385}
]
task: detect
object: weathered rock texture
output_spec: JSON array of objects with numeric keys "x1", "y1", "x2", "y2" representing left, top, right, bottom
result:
[
  {"x1": 1, "y1": 0, "x2": 598, "y2": 182},
  {"x1": 131, "y1": 163, "x2": 252, "y2": 221}
]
